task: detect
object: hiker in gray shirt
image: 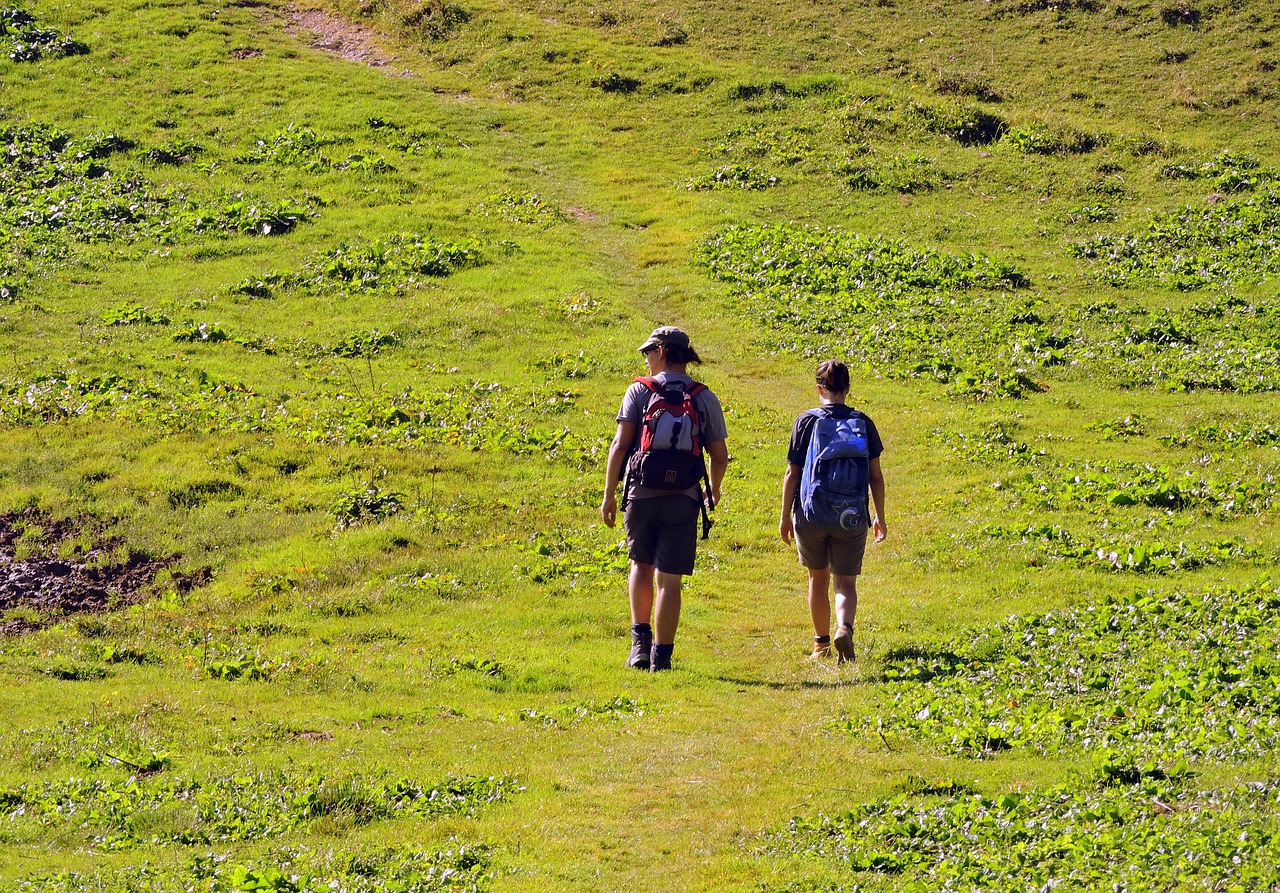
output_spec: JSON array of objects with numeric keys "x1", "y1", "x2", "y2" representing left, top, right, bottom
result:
[{"x1": 602, "y1": 326, "x2": 728, "y2": 671}]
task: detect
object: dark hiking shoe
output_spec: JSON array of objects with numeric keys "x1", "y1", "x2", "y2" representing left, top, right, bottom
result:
[
  {"x1": 649, "y1": 642, "x2": 674, "y2": 671},
  {"x1": 834, "y1": 623, "x2": 855, "y2": 664},
  {"x1": 626, "y1": 629, "x2": 652, "y2": 670}
]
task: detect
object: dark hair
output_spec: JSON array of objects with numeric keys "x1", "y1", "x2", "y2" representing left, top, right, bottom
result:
[
  {"x1": 662, "y1": 343, "x2": 702, "y2": 365},
  {"x1": 815, "y1": 359, "x2": 850, "y2": 394}
]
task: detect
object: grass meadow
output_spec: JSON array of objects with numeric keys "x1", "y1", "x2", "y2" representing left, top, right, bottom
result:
[{"x1": 2, "y1": 0, "x2": 1280, "y2": 889}]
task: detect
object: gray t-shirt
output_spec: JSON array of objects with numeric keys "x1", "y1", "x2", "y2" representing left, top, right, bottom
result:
[{"x1": 617, "y1": 372, "x2": 728, "y2": 501}]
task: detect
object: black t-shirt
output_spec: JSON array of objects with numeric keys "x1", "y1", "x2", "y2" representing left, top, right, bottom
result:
[{"x1": 787, "y1": 404, "x2": 884, "y2": 468}]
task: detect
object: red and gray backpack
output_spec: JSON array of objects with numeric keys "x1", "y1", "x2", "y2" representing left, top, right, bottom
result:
[{"x1": 624, "y1": 376, "x2": 715, "y2": 537}]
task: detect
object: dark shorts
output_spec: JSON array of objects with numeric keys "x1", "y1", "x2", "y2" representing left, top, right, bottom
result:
[
  {"x1": 793, "y1": 511, "x2": 868, "y2": 576},
  {"x1": 624, "y1": 494, "x2": 701, "y2": 575}
]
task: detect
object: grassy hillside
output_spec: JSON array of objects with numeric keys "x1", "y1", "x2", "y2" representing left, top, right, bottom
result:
[{"x1": 2, "y1": 0, "x2": 1279, "y2": 889}]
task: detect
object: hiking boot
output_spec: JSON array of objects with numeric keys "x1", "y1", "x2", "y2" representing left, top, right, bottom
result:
[
  {"x1": 807, "y1": 638, "x2": 831, "y2": 662},
  {"x1": 650, "y1": 644, "x2": 672, "y2": 672},
  {"x1": 833, "y1": 623, "x2": 855, "y2": 664},
  {"x1": 626, "y1": 629, "x2": 652, "y2": 670}
]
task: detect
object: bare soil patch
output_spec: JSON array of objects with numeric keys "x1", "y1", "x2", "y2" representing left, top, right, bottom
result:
[
  {"x1": 283, "y1": 6, "x2": 412, "y2": 73},
  {"x1": 0, "y1": 508, "x2": 205, "y2": 636}
]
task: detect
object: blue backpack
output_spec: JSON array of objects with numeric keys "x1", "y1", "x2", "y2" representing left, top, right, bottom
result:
[{"x1": 798, "y1": 409, "x2": 870, "y2": 530}]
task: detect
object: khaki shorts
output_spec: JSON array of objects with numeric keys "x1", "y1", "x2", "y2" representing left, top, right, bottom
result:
[{"x1": 793, "y1": 511, "x2": 869, "y2": 576}]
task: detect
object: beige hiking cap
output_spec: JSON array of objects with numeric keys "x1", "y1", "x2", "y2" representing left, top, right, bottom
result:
[{"x1": 637, "y1": 326, "x2": 690, "y2": 352}]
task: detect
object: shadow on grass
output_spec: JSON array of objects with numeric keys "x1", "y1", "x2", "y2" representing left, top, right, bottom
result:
[
  {"x1": 710, "y1": 674, "x2": 865, "y2": 691},
  {"x1": 872, "y1": 645, "x2": 975, "y2": 683}
]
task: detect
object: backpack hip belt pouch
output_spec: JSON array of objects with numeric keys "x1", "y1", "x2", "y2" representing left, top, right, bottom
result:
[{"x1": 799, "y1": 410, "x2": 871, "y2": 531}]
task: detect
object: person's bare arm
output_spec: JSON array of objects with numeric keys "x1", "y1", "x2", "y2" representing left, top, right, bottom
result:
[
  {"x1": 601, "y1": 420, "x2": 636, "y2": 528},
  {"x1": 868, "y1": 456, "x2": 887, "y2": 542},
  {"x1": 706, "y1": 439, "x2": 729, "y2": 508},
  {"x1": 780, "y1": 463, "x2": 800, "y2": 543}
]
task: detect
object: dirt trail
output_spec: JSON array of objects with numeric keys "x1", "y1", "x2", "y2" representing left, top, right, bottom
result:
[{"x1": 283, "y1": 6, "x2": 414, "y2": 74}]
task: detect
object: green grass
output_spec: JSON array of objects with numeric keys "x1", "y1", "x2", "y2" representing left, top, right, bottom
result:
[{"x1": 2, "y1": 0, "x2": 1280, "y2": 889}]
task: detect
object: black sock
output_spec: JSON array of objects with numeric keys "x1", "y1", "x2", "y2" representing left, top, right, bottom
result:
[{"x1": 814, "y1": 635, "x2": 831, "y2": 644}]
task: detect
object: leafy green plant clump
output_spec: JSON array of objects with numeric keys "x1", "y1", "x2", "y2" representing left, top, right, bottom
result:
[
  {"x1": 1085, "y1": 413, "x2": 1145, "y2": 440},
  {"x1": 0, "y1": 771, "x2": 516, "y2": 848},
  {"x1": 171, "y1": 322, "x2": 228, "y2": 343},
  {"x1": 329, "y1": 483, "x2": 406, "y2": 529},
  {"x1": 100, "y1": 303, "x2": 170, "y2": 326},
  {"x1": 1161, "y1": 418, "x2": 1280, "y2": 449},
  {"x1": 331, "y1": 329, "x2": 400, "y2": 357},
  {"x1": 519, "y1": 695, "x2": 649, "y2": 729},
  {"x1": 981, "y1": 522, "x2": 1270, "y2": 574},
  {"x1": 1072, "y1": 191, "x2": 1280, "y2": 289},
  {"x1": 366, "y1": 117, "x2": 452, "y2": 155},
  {"x1": 1, "y1": 7, "x2": 88, "y2": 62},
  {"x1": 531, "y1": 350, "x2": 599, "y2": 378},
  {"x1": 905, "y1": 100, "x2": 1007, "y2": 146},
  {"x1": 513, "y1": 530, "x2": 628, "y2": 583},
  {"x1": 198, "y1": 645, "x2": 278, "y2": 681},
  {"x1": 701, "y1": 220, "x2": 1280, "y2": 395},
  {"x1": 0, "y1": 260, "x2": 22, "y2": 301},
  {"x1": 684, "y1": 164, "x2": 780, "y2": 190},
  {"x1": 474, "y1": 191, "x2": 570, "y2": 225},
  {"x1": 1071, "y1": 294, "x2": 1280, "y2": 393},
  {"x1": 1003, "y1": 120, "x2": 1101, "y2": 155},
  {"x1": 853, "y1": 580, "x2": 1280, "y2": 764},
  {"x1": 994, "y1": 459, "x2": 1278, "y2": 517},
  {"x1": 229, "y1": 233, "x2": 488, "y2": 298},
  {"x1": 0, "y1": 370, "x2": 597, "y2": 463},
  {"x1": 0, "y1": 123, "x2": 315, "y2": 264},
  {"x1": 839, "y1": 152, "x2": 944, "y2": 193},
  {"x1": 1065, "y1": 202, "x2": 1119, "y2": 224},
  {"x1": 9, "y1": 844, "x2": 493, "y2": 893},
  {"x1": 700, "y1": 223, "x2": 1027, "y2": 296},
  {"x1": 238, "y1": 124, "x2": 392, "y2": 174},
  {"x1": 698, "y1": 223, "x2": 1040, "y2": 398},
  {"x1": 768, "y1": 776, "x2": 1280, "y2": 891},
  {"x1": 1161, "y1": 150, "x2": 1277, "y2": 193},
  {"x1": 713, "y1": 124, "x2": 815, "y2": 166},
  {"x1": 931, "y1": 420, "x2": 1047, "y2": 464}
]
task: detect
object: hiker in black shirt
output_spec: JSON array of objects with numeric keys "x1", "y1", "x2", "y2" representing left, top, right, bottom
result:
[{"x1": 780, "y1": 359, "x2": 886, "y2": 664}]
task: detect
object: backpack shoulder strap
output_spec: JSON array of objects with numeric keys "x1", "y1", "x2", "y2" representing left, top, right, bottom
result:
[
  {"x1": 634, "y1": 375, "x2": 661, "y2": 392},
  {"x1": 685, "y1": 380, "x2": 708, "y2": 398}
]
